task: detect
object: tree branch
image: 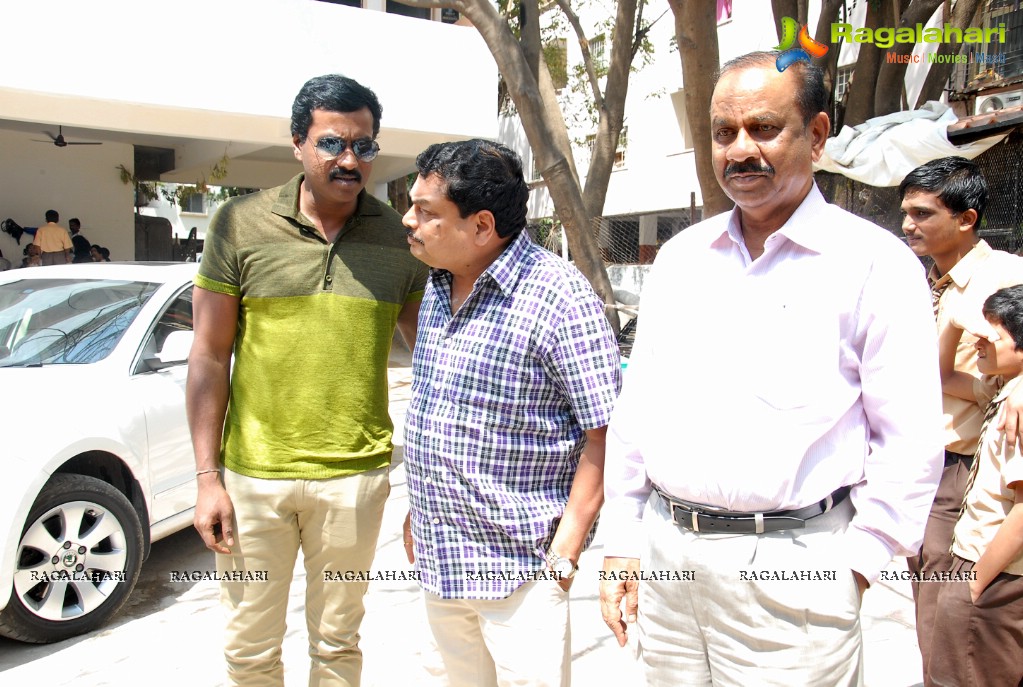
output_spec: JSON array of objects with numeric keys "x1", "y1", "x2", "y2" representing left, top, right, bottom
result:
[
  {"x1": 555, "y1": 0, "x2": 604, "y2": 111},
  {"x1": 391, "y1": 0, "x2": 465, "y2": 8}
]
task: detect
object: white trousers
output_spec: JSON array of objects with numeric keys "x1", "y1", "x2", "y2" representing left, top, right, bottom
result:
[
  {"x1": 638, "y1": 494, "x2": 864, "y2": 686},
  {"x1": 422, "y1": 579, "x2": 571, "y2": 687}
]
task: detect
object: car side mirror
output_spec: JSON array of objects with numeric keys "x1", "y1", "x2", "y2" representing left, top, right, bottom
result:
[{"x1": 144, "y1": 330, "x2": 193, "y2": 371}]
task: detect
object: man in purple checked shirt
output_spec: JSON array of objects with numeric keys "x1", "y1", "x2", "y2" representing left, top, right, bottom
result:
[{"x1": 400, "y1": 139, "x2": 621, "y2": 687}]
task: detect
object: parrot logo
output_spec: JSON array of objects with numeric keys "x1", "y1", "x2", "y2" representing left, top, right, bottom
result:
[{"x1": 774, "y1": 16, "x2": 829, "y2": 71}]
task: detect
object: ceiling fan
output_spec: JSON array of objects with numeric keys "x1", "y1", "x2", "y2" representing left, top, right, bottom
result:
[{"x1": 32, "y1": 125, "x2": 102, "y2": 147}]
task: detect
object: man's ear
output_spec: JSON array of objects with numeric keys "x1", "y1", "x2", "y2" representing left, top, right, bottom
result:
[
  {"x1": 292, "y1": 135, "x2": 303, "y2": 161},
  {"x1": 474, "y1": 210, "x2": 498, "y2": 246},
  {"x1": 809, "y1": 111, "x2": 830, "y2": 162},
  {"x1": 959, "y1": 208, "x2": 979, "y2": 233}
]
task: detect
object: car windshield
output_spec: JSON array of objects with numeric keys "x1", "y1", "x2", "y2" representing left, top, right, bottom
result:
[{"x1": 0, "y1": 278, "x2": 159, "y2": 367}]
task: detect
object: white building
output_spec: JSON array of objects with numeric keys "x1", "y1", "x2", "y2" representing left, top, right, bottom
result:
[{"x1": 0, "y1": 0, "x2": 496, "y2": 262}]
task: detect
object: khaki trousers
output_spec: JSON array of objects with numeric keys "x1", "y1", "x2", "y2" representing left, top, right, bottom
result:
[
  {"x1": 638, "y1": 494, "x2": 863, "y2": 686},
  {"x1": 40, "y1": 250, "x2": 67, "y2": 266},
  {"x1": 422, "y1": 579, "x2": 571, "y2": 687},
  {"x1": 217, "y1": 467, "x2": 390, "y2": 687}
]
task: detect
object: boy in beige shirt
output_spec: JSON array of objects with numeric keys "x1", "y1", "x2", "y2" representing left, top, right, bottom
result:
[{"x1": 929, "y1": 284, "x2": 1023, "y2": 686}]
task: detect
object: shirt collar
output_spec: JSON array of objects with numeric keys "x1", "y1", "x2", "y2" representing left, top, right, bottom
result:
[
  {"x1": 484, "y1": 230, "x2": 533, "y2": 296},
  {"x1": 995, "y1": 374, "x2": 1021, "y2": 403},
  {"x1": 431, "y1": 230, "x2": 534, "y2": 297},
  {"x1": 270, "y1": 173, "x2": 380, "y2": 229},
  {"x1": 927, "y1": 239, "x2": 992, "y2": 288},
  {"x1": 715, "y1": 183, "x2": 832, "y2": 255}
]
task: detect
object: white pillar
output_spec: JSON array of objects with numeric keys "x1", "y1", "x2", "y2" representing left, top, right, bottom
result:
[{"x1": 639, "y1": 214, "x2": 658, "y2": 245}]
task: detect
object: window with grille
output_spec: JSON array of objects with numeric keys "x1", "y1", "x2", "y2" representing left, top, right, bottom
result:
[
  {"x1": 589, "y1": 34, "x2": 606, "y2": 71},
  {"x1": 585, "y1": 127, "x2": 628, "y2": 168},
  {"x1": 182, "y1": 193, "x2": 206, "y2": 215},
  {"x1": 835, "y1": 66, "x2": 853, "y2": 102}
]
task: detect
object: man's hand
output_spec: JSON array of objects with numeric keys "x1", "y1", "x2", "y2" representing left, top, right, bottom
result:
[
  {"x1": 194, "y1": 474, "x2": 235, "y2": 554},
  {"x1": 403, "y1": 511, "x2": 415, "y2": 564},
  {"x1": 600, "y1": 556, "x2": 640, "y2": 647},
  {"x1": 968, "y1": 576, "x2": 985, "y2": 604}
]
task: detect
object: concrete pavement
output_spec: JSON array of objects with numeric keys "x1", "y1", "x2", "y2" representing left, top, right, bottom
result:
[{"x1": 0, "y1": 360, "x2": 923, "y2": 686}]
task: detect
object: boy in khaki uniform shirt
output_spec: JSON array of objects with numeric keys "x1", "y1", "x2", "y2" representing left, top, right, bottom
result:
[{"x1": 929, "y1": 284, "x2": 1023, "y2": 687}]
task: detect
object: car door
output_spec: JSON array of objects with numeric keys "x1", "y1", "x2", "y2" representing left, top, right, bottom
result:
[{"x1": 130, "y1": 286, "x2": 197, "y2": 524}]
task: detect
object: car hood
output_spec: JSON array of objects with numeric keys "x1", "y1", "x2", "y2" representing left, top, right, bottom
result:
[
  {"x1": 0, "y1": 363, "x2": 130, "y2": 465},
  {"x1": 0, "y1": 363, "x2": 102, "y2": 399}
]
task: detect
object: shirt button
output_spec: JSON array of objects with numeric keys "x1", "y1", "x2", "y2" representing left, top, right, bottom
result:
[
  {"x1": 432, "y1": 517, "x2": 440, "y2": 524},
  {"x1": 325, "y1": 275, "x2": 333, "y2": 283},
  {"x1": 424, "y1": 477, "x2": 433, "y2": 484}
]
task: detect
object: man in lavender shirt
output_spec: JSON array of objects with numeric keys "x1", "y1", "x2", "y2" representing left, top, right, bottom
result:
[{"x1": 401, "y1": 139, "x2": 620, "y2": 687}]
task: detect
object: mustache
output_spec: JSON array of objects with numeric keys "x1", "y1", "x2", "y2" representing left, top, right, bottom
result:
[
  {"x1": 330, "y1": 168, "x2": 362, "y2": 183},
  {"x1": 724, "y1": 161, "x2": 775, "y2": 178},
  {"x1": 406, "y1": 229, "x2": 424, "y2": 245}
]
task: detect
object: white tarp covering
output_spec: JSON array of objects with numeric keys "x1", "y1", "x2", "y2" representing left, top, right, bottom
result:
[{"x1": 814, "y1": 101, "x2": 1007, "y2": 187}]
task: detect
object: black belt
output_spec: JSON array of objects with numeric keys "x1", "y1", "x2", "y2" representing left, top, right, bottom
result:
[
  {"x1": 944, "y1": 450, "x2": 973, "y2": 468},
  {"x1": 654, "y1": 485, "x2": 852, "y2": 534}
]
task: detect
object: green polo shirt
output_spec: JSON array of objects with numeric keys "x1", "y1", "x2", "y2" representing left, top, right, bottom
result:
[{"x1": 195, "y1": 174, "x2": 427, "y2": 480}]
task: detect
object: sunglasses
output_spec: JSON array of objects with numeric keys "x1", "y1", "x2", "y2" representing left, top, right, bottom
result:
[{"x1": 314, "y1": 136, "x2": 380, "y2": 162}]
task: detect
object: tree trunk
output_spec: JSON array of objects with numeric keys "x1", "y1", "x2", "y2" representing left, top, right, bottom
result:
[
  {"x1": 669, "y1": 0, "x2": 733, "y2": 219},
  {"x1": 842, "y1": 0, "x2": 886, "y2": 127},
  {"x1": 581, "y1": 0, "x2": 637, "y2": 221},
  {"x1": 915, "y1": 0, "x2": 984, "y2": 108},
  {"x1": 390, "y1": 0, "x2": 618, "y2": 329},
  {"x1": 771, "y1": 0, "x2": 800, "y2": 40},
  {"x1": 457, "y1": 0, "x2": 620, "y2": 329},
  {"x1": 874, "y1": 0, "x2": 944, "y2": 116},
  {"x1": 815, "y1": 0, "x2": 845, "y2": 99}
]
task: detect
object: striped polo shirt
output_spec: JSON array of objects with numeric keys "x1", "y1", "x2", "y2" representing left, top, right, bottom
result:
[{"x1": 196, "y1": 174, "x2": 428, "y2": 480}]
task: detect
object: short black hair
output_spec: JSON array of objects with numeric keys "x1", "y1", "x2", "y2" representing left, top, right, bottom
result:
[
  {"x1": 984, "y1": 285, "x2": 1023, "y2": 350},
  {"x1": 899, "y1": 156, "x2": 988, "y2": 228},
  {"x1": 415, "y1": 139, "x2": 529, "y2": 239},
  {"x1": 45, "y1": 209, "x2": 59, "y2": 223},
  {"x1": 69, "y1": 217, "x2": 81, "y2": 230},
  {"x1": 715, "y1": 51, "x2": 828, "y2": 131},
  {"x1": 291, "y1": 74, "x2": 382, "y2": 143}
]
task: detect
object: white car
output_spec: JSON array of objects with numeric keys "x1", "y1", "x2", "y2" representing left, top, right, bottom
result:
[{"x1": 0, "y1": 262, "x2": 200, "y2": 643}]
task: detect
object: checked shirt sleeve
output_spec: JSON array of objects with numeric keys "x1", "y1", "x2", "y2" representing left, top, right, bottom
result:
[{"x1": 542, "y1": 283, "x2": 622, "y2": 431}]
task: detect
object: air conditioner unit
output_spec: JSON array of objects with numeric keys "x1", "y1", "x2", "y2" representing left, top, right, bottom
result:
[{"x1": 975, "y1": 89, "x2": 1023, "y2": 115}]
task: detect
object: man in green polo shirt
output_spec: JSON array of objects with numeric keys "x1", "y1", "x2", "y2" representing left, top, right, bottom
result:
[{"x1": 186, "y1": 74, "x2": 428, "y2": 687}]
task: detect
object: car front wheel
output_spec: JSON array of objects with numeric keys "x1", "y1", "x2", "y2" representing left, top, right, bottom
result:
[{"x1": 0, "y1": 474, "x2": 143, "y2": 643}]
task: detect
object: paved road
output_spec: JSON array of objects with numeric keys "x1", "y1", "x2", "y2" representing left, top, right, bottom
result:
[{"x1": 0, "y1": 364, "x2": 924, "y2": 686}]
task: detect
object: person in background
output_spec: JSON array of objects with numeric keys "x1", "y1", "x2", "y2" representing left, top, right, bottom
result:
[
  {"x1": 21, "y1": 244, "x2": 41, "y2": 268},
  {"x1": 32, "y1": 209, "x2": 72, "y2": 265},
  {"x1": 898, "y1": 156, "x2": 1023, "y2": 677},
  {"x1": 927, "y1": 284, "x2": 1023, "y2": 686},
  {"x1": 69, "y1": 218, "x2": 92, "y2": 263},
  {"x1": 90, "y1": 244, "x2": 110, "y2": 262}
]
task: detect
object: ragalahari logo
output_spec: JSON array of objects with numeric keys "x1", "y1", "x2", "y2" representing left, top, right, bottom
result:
[{"x1": 774, "y1": 16, "x2": 829, "y2": 72}]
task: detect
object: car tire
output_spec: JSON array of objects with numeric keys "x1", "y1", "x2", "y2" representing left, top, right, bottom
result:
[{"x1": 0, "y1": 474, "x2": 143, "y2": 643}]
